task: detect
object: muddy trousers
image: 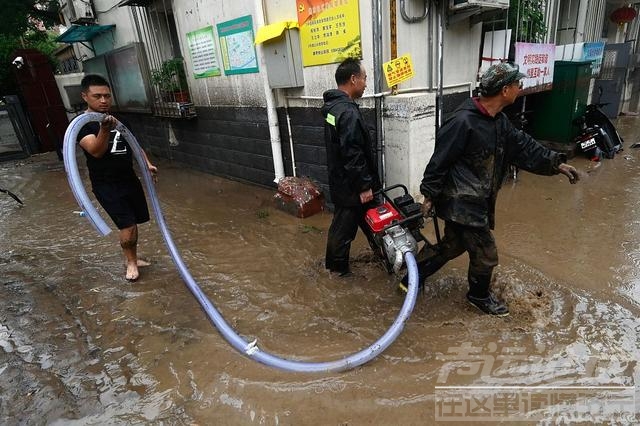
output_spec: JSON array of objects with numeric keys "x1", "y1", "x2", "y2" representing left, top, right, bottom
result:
[
  {"x1": 402, "y1": 220, "x2": 498, "y2": 297},
  {"x1": 325, "y1": 204, "x2": 377, "y2": 274}
]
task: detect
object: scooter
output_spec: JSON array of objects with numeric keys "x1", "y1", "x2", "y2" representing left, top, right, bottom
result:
[
  {"x1": 583, "y1": 103, "x2": 623, "y2": 156},
  {"x1": 574, "y1": 88, "x2": 624, "y2": 160},
  {"x1": 573, "y1": 115, "x2": 613, "y2": 161}
]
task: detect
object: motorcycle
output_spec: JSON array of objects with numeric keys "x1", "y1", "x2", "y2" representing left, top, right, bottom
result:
[{"x1": 574, "y1": 88, "x2": 623, "y2": 160}]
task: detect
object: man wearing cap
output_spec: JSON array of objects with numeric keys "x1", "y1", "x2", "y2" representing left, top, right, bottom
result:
[{"x1": 399, "y1": 62, "x2": 579, "y2": 316}]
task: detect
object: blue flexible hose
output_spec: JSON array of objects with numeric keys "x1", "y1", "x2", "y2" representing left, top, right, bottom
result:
[{"x1": 63, "y1": 112, "x2": 420, "y2": 373}]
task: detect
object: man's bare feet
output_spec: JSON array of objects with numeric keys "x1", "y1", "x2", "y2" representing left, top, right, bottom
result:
[
  {"x1": 136, "y1": 259, "x2": 151, "y2": 267},
  {"x1": 126, "y1": 262, "x2": 139, "y2": 281}
]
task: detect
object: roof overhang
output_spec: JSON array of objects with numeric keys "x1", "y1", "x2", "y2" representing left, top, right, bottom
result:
[
  {"x1": 56, "y1": 24, "x2": 116, "y2": 43},
  {"x1": 117, "y1": 0, "x2": 154, "y2": 6}
]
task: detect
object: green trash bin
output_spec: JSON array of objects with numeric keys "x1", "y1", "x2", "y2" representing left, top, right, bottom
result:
[{"x1": 529, "y1": 61, "x2": 592, "y2": 145}]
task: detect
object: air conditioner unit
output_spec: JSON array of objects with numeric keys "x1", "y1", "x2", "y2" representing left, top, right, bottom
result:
[
  {"x1": 450, "y1": 0, "x2": 510, "y2": 11},
  {"x1": 67, "y1": 0, "x2": 96, "y2": 24}
]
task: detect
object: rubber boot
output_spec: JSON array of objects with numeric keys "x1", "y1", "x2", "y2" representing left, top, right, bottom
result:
[
  {"x1": 466, "y1": 273, "x2": 509, "y2": 317},
  {"x1": 398, "y1": 254, "x2": 448, "y2": 293}
]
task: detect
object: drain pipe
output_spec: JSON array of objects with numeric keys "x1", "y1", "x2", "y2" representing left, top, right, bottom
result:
[
  {"x1": 436, "y1": 0, "x2": 445, "y2": 129},
  {"x1": 255, "y1": 0, "x2": 285, "y2": 183},
  {"x1": 372, "y1": 0, "x2": 385, "y2": 186},
  {"x1": 284, "y1": 96, "x2": 297, "y2": 177},
  {"x1": 63, "y1": 113, "x2": 421, "y2": 373},
  {"x1": 428, "y1": 2, "x2": 434, "y2": 90}
]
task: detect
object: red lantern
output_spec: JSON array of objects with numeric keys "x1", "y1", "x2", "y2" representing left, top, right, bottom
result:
[{"x1": 610, "y1": 6, "x2": 637, "y2": 26}]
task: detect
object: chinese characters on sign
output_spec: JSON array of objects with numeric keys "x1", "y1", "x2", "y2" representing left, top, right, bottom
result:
[
  {"x1": 298, "y1": 0, "x2": 361, "y2": 67},
  {"x1": 383, "y1": 54, "x2": 415, "y2": 87},
  {"x1": 186, "y1": 26, "x2": 221, "y2": 78},
  {"x1": 515, "y1": 42, "x2": 556, "y2": 95},
  {"x1": 583, "y1": 42, "x2": 605, "y2": 76},
  {"x1": 217, "y1": 15, "x2": 259, "y2": 75}
]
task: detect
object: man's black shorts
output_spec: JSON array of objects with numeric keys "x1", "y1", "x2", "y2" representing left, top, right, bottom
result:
[{"x1": 92, "y1": 179, "x2": 150, "y2": 230}]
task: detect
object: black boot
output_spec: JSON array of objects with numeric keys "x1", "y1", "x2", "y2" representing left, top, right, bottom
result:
[
  {"x1": 398, "y1": 255, "x2": 448, "y2": 293},
  {"x1": 466, "y1": 273, "x2": 509, "y2": 317}
]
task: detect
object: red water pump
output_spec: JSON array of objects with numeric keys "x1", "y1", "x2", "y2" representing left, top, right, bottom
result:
[{"x1": 364, "y1": 185, "x2": 437, "y2": 273}]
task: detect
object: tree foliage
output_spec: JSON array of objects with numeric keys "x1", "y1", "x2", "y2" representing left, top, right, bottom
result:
[
  {"x1": 0, "y1": 0, "x2": 60, "y2": 38},
  {"x1": 508, "y1": 0, "x2": 548, "y2": 43},
  {"x1": 0, "y1": 0, "x2": 61, "y2": 95}
]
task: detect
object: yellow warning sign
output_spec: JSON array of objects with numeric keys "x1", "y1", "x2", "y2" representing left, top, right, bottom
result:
[{"x1": 383, "y1": 54, "x2": 415, "y2": 87}]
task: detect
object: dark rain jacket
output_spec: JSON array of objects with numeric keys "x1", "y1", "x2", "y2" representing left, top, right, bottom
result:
[
  {"x1": 321, "y1": 89, "x2": 381, "y2": 206},
  {"x1": 421, "y1": 98, "x2": 566, "y2": 229}
]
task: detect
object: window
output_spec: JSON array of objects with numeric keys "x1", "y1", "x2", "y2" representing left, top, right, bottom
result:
[{"x1": 122, "y1": 0, "x2": 195, "y2": 118}]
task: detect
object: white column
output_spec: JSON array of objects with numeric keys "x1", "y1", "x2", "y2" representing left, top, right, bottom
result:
[{"x1": 383, "y1": 93, "x2": 436, "y2": 198}]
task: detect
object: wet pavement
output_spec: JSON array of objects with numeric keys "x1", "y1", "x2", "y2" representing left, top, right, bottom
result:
[{"x1": 1, "y1": 117, "x2": 639, "y2": 425}]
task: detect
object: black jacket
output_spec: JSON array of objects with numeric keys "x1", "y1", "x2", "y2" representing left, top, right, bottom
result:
[
  {"x1": 421, "y1": 98, "x2": 565, "y2": 229},
  {"x1": 321, "y1": 89, "x2": 380, "y2": 206}
]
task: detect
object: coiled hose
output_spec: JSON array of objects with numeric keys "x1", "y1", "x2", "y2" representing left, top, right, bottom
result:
[{"x1": 63, "y1": 113, "x2": 420, "y2": 373}]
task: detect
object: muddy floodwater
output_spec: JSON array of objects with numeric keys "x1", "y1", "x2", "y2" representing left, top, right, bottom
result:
[{"x1": 1, "y1": 117, "x2": 639, "y2": 425}]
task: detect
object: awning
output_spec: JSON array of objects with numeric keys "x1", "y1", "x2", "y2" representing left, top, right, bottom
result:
[
  {"x1": 56, "y1": 24, "x2": 116, "y2": 43},
  {"x1": 117, "y1": 0, "x2": 154, "y2": 6}
]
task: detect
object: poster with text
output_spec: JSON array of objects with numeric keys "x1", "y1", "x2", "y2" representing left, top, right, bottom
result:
[
  {"x1": 383, "y1": 54, "x2": 415, "y2": 87},
  {"x1": 299, "y1": 0, "x2": 361, "y2": 67},
  {"x1": 515, "y1": 42, "x2": 556, "y2": 95},
  {"x1": 186, "y1": 26, "x2": 222, "y2": 78},
  {"x1": 217, "y1": 15, "x2": 259, "y2": 75},
  {"x1": 583, "y1": 42, "x2": 605, "y2": 76}
]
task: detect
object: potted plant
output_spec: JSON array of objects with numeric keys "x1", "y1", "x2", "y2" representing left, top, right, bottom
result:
[{"x1": 150, "y1": 58, "x2": 190, "y2": 102}]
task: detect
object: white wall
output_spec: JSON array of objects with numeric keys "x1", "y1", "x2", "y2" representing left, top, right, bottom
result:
[
  {"x1": 73, "y1": 0, "x2": 485, "y2": 108},
  {"x1": 443, "y1": 20, "x2": 483, "y2": 89},
  {"x1": 172, "y1": 0, "x2": 266, "y2": 106},
  {"x1": 93, "y1": 1, "x2": 138, "y2": 52}
]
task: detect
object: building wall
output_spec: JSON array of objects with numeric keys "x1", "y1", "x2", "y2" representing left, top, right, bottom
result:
[
  {"x1": 57, "y1": 0, "x2": 519, "y2": 200},
  {"x1": 121, "y1": 106, "x2": 279, "y2": 187},
  {"x1": 119, "y1": 104, "x2": 368, "y2": 202},
  {"x1": 92, "y1": 4, "x2": 137, "y2": 55}
]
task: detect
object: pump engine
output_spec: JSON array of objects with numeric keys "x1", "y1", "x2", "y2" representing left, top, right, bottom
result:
[{"x1": 364, "y1": 185, "x2": 436, "y2": 273}]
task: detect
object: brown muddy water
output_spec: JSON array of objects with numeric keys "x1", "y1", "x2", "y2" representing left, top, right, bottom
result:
[{"x1": 0, "y1": 118, "x2": 639, "y2": 425}]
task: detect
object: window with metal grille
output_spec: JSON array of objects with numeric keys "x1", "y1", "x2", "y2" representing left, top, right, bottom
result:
[{"x1": 119, "y1": 0, "x2": 196, "y2": 118}]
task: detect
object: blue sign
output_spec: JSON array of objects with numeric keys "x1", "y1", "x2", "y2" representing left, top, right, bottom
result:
[{"x1": 583, "y1": 42, "x2": 605, "y2": 76}]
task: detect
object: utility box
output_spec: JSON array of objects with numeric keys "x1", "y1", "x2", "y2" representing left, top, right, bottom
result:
[
  {"x1": 529, "y1": 61, "x2": 592, "y2": 144},
  {"x1": 263, "y1": 29, "x2": 304, "y2": 89}
]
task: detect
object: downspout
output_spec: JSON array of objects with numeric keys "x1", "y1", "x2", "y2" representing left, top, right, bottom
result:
[
  {"x1": 437, "y1": 0, "x2": 445, "y2": 129},
  {"x1": 429, "y1": 1, "x2": 434, "y2": 90},
  {"x1": 284, "y1": 96, "x2": 297, "y2": 177},
  {"x1": 255, "y1": 0, "x2": 285, "y2": 183},
  {"x1": 553, "y1": 0, "x2": 561, "y2": 44},
  {"x1": 390, "y1": 0, "x2": 397, "y2": 93},
  {"x1": 515, "y1": 0, "x2": 521, "y2": 43},
  {"x1": 372, "y1": 0, "x2": 385, "y2": 186}
]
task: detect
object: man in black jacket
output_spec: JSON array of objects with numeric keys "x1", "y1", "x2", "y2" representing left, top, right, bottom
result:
[
  {"x1": 322, "y1": 58, "x2": 381, "y2": 277},
  {"x1": 399, "y1": 62, "x2": 579, "y2": 316}
]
